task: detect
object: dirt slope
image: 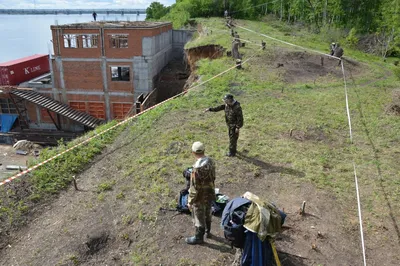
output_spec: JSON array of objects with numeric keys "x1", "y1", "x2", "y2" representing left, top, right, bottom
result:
[{"x1": 0, "y1": 116, "x2": 365, "y2": 266}]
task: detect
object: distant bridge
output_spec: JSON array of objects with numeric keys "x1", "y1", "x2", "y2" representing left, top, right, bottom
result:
[{"x1": 0, "y1": 9, "x2": 146, "y2": 15}]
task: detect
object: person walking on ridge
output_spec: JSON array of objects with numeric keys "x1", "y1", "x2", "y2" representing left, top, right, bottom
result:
[
  {"x1": 185, "y1": 142, "x2": 216, "y2": 244},
  {"x1": 92, "y1": 11, "x2": 97, "y2": 21},
  {"x1": 205, "y1": 94, "x2": 243, "y2": 157}
]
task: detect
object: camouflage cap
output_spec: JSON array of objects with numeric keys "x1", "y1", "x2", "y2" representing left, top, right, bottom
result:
[{"x1": 192, "y1": 141, "x2": 205, "y2": 153}]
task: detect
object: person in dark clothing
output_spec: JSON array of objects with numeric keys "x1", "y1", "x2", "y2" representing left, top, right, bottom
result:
[
  {"x1": 205, "y1": 94, "x2": 244, "y2": 157},
  {"x1": 330, "y1": 42, "x2": 344, "y2": 65},
  {"x1": 92, "y1": 12, "x2": 97, "y2": 21}
]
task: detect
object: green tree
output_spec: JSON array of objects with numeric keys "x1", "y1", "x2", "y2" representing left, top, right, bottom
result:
[
  {"x1": 376, "y1": 0, "x2": 400, "y2": 57},
  {"x1": 146, "y1": 2, "x2": 170, "y2": 20}
]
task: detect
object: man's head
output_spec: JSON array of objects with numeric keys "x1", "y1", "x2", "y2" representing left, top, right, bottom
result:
[
  {"x1": 223, "y1": 94, "x2": 235, "y2": 105},
  {"x1": 192, "y1": 141, "x2": 205, "y2": 157}
]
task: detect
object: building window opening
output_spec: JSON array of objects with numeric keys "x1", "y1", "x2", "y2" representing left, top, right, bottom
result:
[
  {"x1": 82, "y1": 34, "x2": 98, "y2": 48},
  {"x1": 109, "y1": 34, "x2": 128, "y2": 48},
  {"x1": 110, "y1": 66, "x2": 130, "y2": 81},
  {"x1": 63, "y1": 34, "x2": 79, "y2": 48},
  {"x1": 0, "y1": 98, "x2": 21, "y2": 114}
]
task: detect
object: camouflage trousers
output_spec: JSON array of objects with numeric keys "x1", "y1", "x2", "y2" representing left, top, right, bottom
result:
[
  {"x1": 228, "y1": 126, "x2": 239, "y2": 152},
  {"x1": 192, "y1": 203, "x2": 212, "y2": 228}
]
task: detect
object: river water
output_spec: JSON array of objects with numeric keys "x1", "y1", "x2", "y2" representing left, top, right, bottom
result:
[{"x1": 0, "y1": 14, "x2": 146, "y2": 63}]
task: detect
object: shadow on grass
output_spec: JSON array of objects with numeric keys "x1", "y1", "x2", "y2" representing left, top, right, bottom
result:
[
  {"x1": 202, "y1": 242, "x2": 235, "y2": 254},
  {"x1": 236, "y1": 152, "x2": 306, "y2": 178},
  {"x1": 353, "y1": 83, "x2": 400, "y2": 244}
]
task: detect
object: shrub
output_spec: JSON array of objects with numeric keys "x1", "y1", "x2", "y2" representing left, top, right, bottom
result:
[{"x1": 346, "y1": 28, "x2": 359, "y2": 48}]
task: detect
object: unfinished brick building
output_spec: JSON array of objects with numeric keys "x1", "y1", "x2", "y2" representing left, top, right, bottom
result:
[
  {"x1": 0, "y1": 21, "x2": 192, "y2": 144},
  {"x1": 50, "y1": 21, "x2": 173, "y2": 123}
]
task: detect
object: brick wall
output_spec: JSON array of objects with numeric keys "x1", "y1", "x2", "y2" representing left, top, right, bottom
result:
[
  {"x1": 63, "y1": 61, "x2": 103, "y2": 91},
  {"x1": 25, "y1": 102, "x2": 37, "y2": 123},
  {"x1": 103, "y1": 25, "x2": 172, "y2": 58},
  {"x1": 106, "y1": 62, "x2": 133, "y2": 93},
  {"x1": 52, "y1": 25, "x2": 172, "y2": 59},
  {"x1": 54, "y1": 28, "x2": 102, "y2": 58},
  {"x1": 52, "y1": 59, "x2": 60, "y2": 88},
  {"x1": 48, "y1": 23, "x2": 173, "y2": 125}
]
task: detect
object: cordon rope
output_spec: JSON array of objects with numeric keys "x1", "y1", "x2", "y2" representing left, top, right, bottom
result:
[
  {"x1": 236, "y1": 25, "x2": 342, "y2": 60},
  {"x1": 237, "y1": 23, "x2": 367, "y2": 266},
  {"x1": 0, "y1": 47, "x2": 263, "y2": 187}
]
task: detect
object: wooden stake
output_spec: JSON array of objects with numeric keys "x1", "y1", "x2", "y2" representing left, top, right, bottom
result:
[
  {"x1": 73, "y1": 176, "x2": 79, "y2": 191},
  {"x1": 300, "y1": 201, "x2": 306, "y2": 215}
]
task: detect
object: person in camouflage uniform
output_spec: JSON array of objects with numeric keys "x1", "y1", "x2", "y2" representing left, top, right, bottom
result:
[
  {"x1": 330, "y1": 42, "x2": 344, "y2": 66},
  {"x1": 205, "y1": 94, "x2": 243, "y2": 157},
  {"x1": 232, "y1": 40, "x2": 241, "y2": 59},
  {"x1": 186, "y1": 142, "x2": 216, "y2": 245}
]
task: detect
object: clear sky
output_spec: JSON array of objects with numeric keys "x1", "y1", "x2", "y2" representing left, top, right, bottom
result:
[{"x1": 0, "y1": 0, "x2": 175, "y2": 9}]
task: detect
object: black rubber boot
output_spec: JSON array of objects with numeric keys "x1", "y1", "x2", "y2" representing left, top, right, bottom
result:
[
  {"x1": 226, "y1": 149, "x2": 236, "y2": 157},
  {"x1": 205, "y1": 221, "x2": 212, "y2": 238},
  {"x1": 185, "y1": 227, "x2": 205, "y2": 245}
]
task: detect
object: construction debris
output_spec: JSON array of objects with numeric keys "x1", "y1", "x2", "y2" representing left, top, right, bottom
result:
[
  {"x1": 6, "y1": 165, "x2": 27, "y2": 171},
  {"x1": 12, "y1": 140, "x2": 43, "y2": 153},
  {"x1": 16, "y1": 150, "x2": 28, "y2": 155},
  {"x1": 13, "y1": 140, "x2": 34, "y2": 151}
]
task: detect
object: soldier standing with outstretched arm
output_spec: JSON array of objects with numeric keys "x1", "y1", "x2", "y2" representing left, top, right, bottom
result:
[
  {"x1": 186, "y1": 142, "x2": 216, "y2": 244},
  {"x1": 205, "y1": 94, "x2": 243, "y2": 157}
]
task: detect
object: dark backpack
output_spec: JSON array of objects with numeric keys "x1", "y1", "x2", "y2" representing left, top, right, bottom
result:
[
  {"x1": 212, "y1": 194, "x2": 229, "y2": 216},
  {"x1": 182, "y1": 167, "x2": 193, "y2": 190},
  {"x1": 176, "y1": 189, "x2": 191, "y2": 214},
  {"x1": 223, "y1": 203, "x2": 251, "y2": 248}
]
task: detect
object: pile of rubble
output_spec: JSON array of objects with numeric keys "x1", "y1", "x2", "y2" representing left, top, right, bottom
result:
[{"x1": 12, "y1": 140, "x2": 42, "y2": 156}]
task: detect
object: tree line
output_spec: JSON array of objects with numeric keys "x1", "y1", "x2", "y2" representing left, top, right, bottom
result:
[{"x1": 146, "y1": 0, "x2": 399, "y2": 57}]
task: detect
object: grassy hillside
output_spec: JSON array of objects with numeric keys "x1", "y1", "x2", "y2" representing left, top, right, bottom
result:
[{"x1": 1, "y1": 17, "x2": 399, "y2": 265}]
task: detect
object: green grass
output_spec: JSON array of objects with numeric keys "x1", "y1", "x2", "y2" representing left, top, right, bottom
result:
[
  {"x1": 97, "y1": 180, "x2": 116, "y2": 192},
  {"x1": 187, "y1": 17, "x2": 389, "y2": 71},
  {"x1": 185, "y1": 19, "x2": 400, "y2": 227},
  {"x1": 123, "y1": 17, "x2": 400, "y2": 231},
  {"x1": 0, "y1": 120, "x2": 126, "y2": 230},
  {"x1": 1, "y1": 17, "x2": 399, "y2": 264}
]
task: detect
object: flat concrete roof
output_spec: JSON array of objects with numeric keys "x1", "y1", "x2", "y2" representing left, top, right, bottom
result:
[{"x1": 51, "y1": 21, "x2": 171, "y2": 29}]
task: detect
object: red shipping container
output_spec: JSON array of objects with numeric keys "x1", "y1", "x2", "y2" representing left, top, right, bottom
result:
[{"x1": 0, "y1": 54, "x2": 50, "y2": 86}]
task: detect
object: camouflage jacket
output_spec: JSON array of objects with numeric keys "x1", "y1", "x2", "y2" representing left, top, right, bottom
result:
[
  {"x1": 188, "y1": 156, "x2": 216, "y2": 206},
  {"x1": 209, "y1": 101, "x2": 244, "y2": 128}
]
